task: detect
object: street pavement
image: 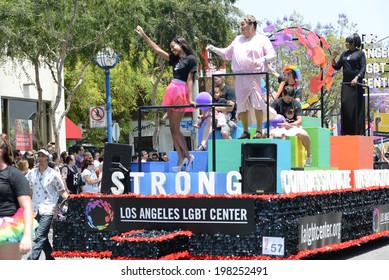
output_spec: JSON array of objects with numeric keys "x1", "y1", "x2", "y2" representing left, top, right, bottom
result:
[
  {"x1": 23, "y1": 229, "x2": 389, "y2": 260},
  {"x1": 302, "y1": 236, "x2": 389, "y2": 260}
]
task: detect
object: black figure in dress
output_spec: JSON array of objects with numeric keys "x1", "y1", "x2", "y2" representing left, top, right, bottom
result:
[{"x1": 332, "y1": 33, "x2": 367, "y2": 136}]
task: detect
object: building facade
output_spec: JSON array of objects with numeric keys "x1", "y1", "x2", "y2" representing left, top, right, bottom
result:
[{"x1": 0, "y1": 60, "x2": 66, "y2": 153}]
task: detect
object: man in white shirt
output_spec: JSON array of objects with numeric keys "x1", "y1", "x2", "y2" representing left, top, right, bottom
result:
[{"x1": 26, "y1": 148, "x2": 68, "y2": 260}]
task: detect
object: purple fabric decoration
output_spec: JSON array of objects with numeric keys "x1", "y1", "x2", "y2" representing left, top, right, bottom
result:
[
  {"x1": 263, "y1": 24, "x2": 275, "y2": 33},
  {"x1": 284, "y1": 41, "x2": 298, "y2": 50}
]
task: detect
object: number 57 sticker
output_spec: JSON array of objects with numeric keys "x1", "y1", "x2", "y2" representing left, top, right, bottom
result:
[{"x1": 262, "y1": 236, "x2": 285, "y2": 256}]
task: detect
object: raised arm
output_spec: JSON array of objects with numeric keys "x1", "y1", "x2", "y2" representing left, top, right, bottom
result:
[{"x1": 136, "y1": 26, "x2": 169, "y2": 61}]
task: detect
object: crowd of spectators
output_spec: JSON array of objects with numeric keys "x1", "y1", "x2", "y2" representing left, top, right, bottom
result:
[
  {"x1": 132, "y1": 148, "x2": 169, "y2": 163},
  {"x1": 12, "y1": 143, "x2": 105, "y2": 194}
]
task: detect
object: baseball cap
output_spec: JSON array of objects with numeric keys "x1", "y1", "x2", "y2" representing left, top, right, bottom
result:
[{"x1": 37, "y1": 148, "x2": 50, "y2": 156}]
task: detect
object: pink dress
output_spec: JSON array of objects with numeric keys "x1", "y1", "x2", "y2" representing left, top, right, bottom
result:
[
  {"x1": 213, "y1": 34, "x2": 277, "y2": 125},
  {"x1": 162, "y1": 79, "x2": 194, "y2": 113}
]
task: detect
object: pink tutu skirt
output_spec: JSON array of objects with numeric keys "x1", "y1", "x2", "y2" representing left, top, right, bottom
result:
[
  {"x1": 0, "y1": 208, "x2": 38, "y2": 245},
  {"x1": 162, "y1": 79, "x2": 194, "y2": 112}
]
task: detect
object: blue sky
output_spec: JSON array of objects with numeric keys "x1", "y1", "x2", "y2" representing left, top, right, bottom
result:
[{"x1": 235, "y1": 0, "x2": 388, "y2": 42}]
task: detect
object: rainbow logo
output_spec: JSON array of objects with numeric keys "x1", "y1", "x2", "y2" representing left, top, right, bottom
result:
[{"x1": 85, "y1": 199, "x2": 114, "y2": 231}]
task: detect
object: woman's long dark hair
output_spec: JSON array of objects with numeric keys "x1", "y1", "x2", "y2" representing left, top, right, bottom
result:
[
  {"x1": 170, "y1": 36, "x2": 197, "y2": 82},
  {"x1": 171, "y1": 36, "x2": 195, "y2": 56},
  {"x1": 82, "y1": 159, "x2": 93, "y2": 172},
  {"x1": 0, "y1": 134, "x2": 15, "y2": 166}
]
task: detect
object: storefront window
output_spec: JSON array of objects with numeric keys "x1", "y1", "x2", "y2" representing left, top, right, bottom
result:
[{"x1": 2, "y1": 98, "x2": 50, "y2": 152}]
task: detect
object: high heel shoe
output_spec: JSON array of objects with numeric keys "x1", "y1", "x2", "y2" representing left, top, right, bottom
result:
[
  {"x1": 172, "y1": 158, "x2": 188, "y2": 173},
  {"x1": 186, "y1": 154, "x2": 195, "y2": 172}
]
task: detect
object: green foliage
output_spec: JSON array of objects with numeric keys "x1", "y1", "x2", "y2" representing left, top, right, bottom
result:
[
  {"x1": 67, "y1": 57, "x2": 163, "y2": 146},
  {"x1": 0, "y1": 0, "x2": 119, "y2": 149},
  {"x1": 0, "y1": 0, "x2": 242, "y2": 146}
]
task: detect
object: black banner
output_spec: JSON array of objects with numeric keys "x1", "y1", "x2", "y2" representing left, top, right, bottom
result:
[
  {"x1": 373, "y1": 204, "x2": 389, "y2": 232},
  {"x1": 298, "y1": 212, "x2": 342, "y2": 251},
  {"x1": 84, "y1": 197, "x2": 255, "y2": 235}
]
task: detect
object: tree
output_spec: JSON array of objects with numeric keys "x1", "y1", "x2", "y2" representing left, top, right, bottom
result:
[
  {"x1": 0, "y1": 0, "x2": 114, "y2": 152},
  {"x1": 39, "y1": 0, "x2": 241, "y2": 149},
  {"x1": 67, "y1": 0, "x2": 241, "y2": 148},
  {"x1": 118, "y1": 0, "x2": 241, "y2": 149},
  {"x1": 259, "y1": 12, "x2": 360, "y2": 127},
  {"x1": 67, "y1": 59, "x2": 157, "y2": 146},
  {"x1": 0, "y1": 1, "x2": 51, "y2": 148}
]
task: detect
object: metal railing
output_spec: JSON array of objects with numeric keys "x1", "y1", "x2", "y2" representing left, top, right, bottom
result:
[
  {"x1": 137, "y1": 103, "x2": 231, "y2": 172},
  {"x1": 137, "y1": 72, "x2": 274, "y2": 172}
]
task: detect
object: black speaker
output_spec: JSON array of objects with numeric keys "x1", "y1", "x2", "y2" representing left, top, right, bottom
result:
[
  {"x1": 101, "y1": 143, "x2": 132, "y2": 194},
  {"x1": 241, "y1": 143, "x2": 277, "y2": 194}
]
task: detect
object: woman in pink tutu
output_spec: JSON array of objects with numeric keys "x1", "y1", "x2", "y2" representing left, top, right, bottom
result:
[
  {"x1": 136, "y1": 26, "x2": 196, "y2": 172},
  {"x1": 0, "y1": 134, "x2": 37, "y2": 259},
  {"x1": 207, "y1": 15, "x2": 277, "y2": 139}
]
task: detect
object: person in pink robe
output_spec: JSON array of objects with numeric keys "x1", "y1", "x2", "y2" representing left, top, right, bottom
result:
[{"x1": 207, "y1": 15, "x2": 277, "y2": 139}]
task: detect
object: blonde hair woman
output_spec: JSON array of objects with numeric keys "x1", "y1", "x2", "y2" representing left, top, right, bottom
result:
[{"x1": 17, "y1": 159, "x2": 29, "y2": 175}]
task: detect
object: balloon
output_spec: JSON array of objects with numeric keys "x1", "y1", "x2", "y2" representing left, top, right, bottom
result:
[
  {"x1": 270, "y1": 114, "x2": 286, "y2": 128},
  {"x1": 196, "y1": 92, "x2": 212, "y2": 111}
]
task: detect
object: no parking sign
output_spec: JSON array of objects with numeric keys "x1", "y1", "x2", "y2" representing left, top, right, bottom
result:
[{"x1": 90, "y1": 106, "x2": 107, "y2": 128}]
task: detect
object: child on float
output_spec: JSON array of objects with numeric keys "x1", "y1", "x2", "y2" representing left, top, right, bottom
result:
[
  {"x1": 269, "y1": 106, "x2": 301, "y2": 140},
  {"x1": 193, "y1": 87, "x2": 228, "y2": 129}
]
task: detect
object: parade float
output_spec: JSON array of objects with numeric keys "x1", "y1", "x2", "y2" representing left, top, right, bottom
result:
[
  {"x1": 52, "y1": 122, "x2": 389, "y2": 260},
  {"x1": 52, "y1": 27, "x2": 389, "y2": 260}
]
